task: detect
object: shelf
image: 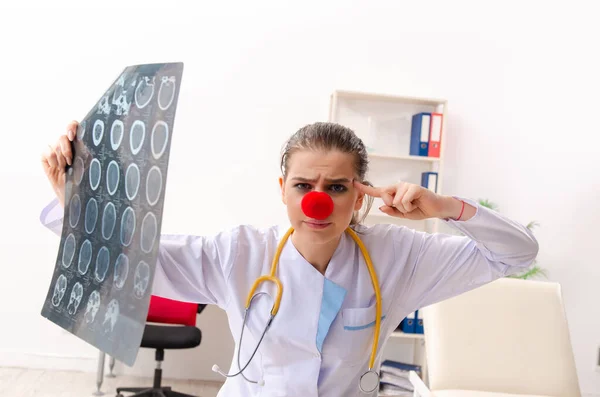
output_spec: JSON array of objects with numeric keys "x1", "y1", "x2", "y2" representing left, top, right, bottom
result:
[
  {"x1": 367, "y1": 153, "x2": 440, "y2": 163},
  {"x1": 329, "y1": 89, "x2": 437, "y2": 390},
  {"x1": 390, "y1": 331, "x2": 425, "y2": 340},
  {"x1": 332, "y1": 89, "x2": 446, "y2": 107}
]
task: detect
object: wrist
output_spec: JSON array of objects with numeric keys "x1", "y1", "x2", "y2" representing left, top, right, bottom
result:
[{"x1": 440, "y1": 196, "x2": 464, "y2": 220}]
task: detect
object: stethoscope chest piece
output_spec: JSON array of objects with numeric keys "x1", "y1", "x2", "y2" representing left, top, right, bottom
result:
[{"x1": 359, "y1": 369, "x2": 380, "y2": 394}]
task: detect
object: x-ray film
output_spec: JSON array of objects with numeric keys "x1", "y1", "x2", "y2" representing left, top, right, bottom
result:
[{"x1": 41, "y1": 62, "x2": 184, "y2": 366}]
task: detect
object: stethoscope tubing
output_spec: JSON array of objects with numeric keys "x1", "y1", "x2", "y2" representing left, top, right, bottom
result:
[{"x1": 213, "y1": 226, "x2": 382, "y2": 393}]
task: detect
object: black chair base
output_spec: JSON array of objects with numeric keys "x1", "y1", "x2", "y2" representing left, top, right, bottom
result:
[
  {"x1": 116, "y1": 348, "x2": 199, "y2": 397},
  {"x1": 116, "y1": 386, "x2": 197, "y2": 397}
]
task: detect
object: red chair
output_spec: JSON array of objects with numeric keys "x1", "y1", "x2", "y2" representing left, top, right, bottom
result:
[{"x1": 116, "y1": 296, "x2": 206, "y2": 397}]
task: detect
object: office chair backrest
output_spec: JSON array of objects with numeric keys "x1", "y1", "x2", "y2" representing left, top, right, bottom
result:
[
  {"x1": 147, "y1": 295, "x2": 198, "y2": 326},
  {"x1": 421, "y1": 277, "x2": 580, "y2": 396}
]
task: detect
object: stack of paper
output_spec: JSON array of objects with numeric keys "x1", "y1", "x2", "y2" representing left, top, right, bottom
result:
[{"x1": 378, "y1": 360, "x2": 422, "y2": 396}]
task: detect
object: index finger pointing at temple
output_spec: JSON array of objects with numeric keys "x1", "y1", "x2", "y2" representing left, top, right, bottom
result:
[{"x1": 353, "y1": 181, "x2": 382, "y2": 197}]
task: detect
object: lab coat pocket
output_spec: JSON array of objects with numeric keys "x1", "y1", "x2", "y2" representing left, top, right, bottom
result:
[
  {"x1": 334, "y1": 303, "x2": 386, "y2": 365},
  {"x1": 259, "y1": 366, "x2": 286, "y2": 397},
  {"x1": 342, "y1": 304, "x2": 386, "y2": 332}
]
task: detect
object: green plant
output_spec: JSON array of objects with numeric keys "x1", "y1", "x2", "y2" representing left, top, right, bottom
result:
[{"x1": 477, "y1": 199, "x2": 547, "y2": 280}]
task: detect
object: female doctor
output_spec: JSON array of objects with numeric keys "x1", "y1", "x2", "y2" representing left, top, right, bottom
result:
[{"x1": 40, "y1": 120, "x2": 539, "y2": 397}]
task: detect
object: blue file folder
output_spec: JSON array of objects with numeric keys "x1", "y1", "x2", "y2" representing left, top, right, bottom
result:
[
  {"x1": 415, "y1": 310, "x2": 424, "y2": 334},
  {"x1": 410, "y1": 112, "x2": 431, "y2": 156},
  {"x1": 401, "y1": 312, "x2": 416, "y2": 333},
  {"x1": 421, "y1": 172, "x2": 438, "y2": 193}
]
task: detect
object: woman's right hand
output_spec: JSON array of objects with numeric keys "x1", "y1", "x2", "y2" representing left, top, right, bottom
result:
[{"x1": 41, "y1": 120, "x2": 78, "y2": 207}]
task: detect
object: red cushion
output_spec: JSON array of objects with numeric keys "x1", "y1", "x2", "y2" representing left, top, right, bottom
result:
[{"x1": 147, "y1": 295, "x2": 198, "y2": 326}]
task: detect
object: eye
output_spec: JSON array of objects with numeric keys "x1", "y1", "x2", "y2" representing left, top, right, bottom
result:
[
  {"x1": 294, "y1": 183, "x2": 312, "y2": 191},
  {"x1": 329, "y1": 184, "x2": 347, "y2": 193}
]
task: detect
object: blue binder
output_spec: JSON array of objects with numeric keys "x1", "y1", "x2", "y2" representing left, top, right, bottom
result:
[
  {"x1": 415, "y1": 310, "x2": 424, "y2": 334},
  {"x1": 410, "y1": 112, "x2": 431, "y2": 156},
  {"x1": 421, "y1": 172, "x2": 438, "y2": 193},
  {"x1": 400, "y1": 312, "x2": 416, "y2": 333},
  {"x1": 381, "y1": 359, "x2": 422, "y2": 372}
]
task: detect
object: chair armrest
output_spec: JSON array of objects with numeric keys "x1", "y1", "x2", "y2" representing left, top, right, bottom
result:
[{"x1": 409, "y1": 370, "x2": 431, "y2": 397}]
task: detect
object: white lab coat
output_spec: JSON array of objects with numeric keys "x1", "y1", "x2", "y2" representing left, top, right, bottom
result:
[{"x1": 39, "y1": 196, "x2": 539, "y2": 397}]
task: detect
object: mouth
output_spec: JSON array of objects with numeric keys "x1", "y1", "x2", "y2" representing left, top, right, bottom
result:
[{"x1": 304, "y1": 220, "x2": 332, "y2": 230}]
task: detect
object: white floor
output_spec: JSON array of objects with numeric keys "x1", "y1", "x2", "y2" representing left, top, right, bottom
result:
[{"x1": 0, "y1": 367, "x2": 223, "y2": 397}]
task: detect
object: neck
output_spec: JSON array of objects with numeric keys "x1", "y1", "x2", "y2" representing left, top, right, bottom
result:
[{"x1": 291, "y1": 232, "x2": 341, "y2": 275}]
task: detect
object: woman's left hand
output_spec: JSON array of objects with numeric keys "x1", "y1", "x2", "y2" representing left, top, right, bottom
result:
[{"x1": 354, "y1": 180, "x2": 460, "y2": 220}]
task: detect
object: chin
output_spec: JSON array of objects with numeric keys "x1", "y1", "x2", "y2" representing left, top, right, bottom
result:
[{"x1": 297, "y1": 221, "x2": 342, "y2": 242}]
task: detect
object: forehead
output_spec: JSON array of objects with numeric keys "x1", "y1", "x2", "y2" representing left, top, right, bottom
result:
[{"x1": 286, "y1": 149, "x2": 355, "y2": 178}]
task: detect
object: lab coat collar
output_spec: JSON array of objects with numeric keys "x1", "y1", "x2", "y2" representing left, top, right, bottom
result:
[{"x1": 279, "y1": 227, "x2": 350, "y2": 281}]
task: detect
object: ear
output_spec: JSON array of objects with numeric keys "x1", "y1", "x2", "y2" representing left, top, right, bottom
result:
[
  {"x1": 354, "y1": 189, "x2": 365, "y2": 211},
  {"x1": 278, "y1": 176, "x2": 287, "y2": 205}
]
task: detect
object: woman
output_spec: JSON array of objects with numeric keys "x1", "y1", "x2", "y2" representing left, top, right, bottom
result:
[{"x1": 40, "y1": 120, "x2": 538, "y2": 396}]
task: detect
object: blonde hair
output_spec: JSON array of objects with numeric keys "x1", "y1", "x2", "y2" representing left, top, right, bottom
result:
[{"x1": 280, "y1": 122, "x2": 375, "y2": 226}]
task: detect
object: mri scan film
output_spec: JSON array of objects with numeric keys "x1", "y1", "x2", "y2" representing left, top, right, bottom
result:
[{"x1": 41, "y1": 62, "x2": 183, "y2": 366}]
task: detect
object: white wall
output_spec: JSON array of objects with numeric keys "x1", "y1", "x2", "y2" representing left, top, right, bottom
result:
[{"x1": 1, "y1": 0, "x2": 599, "y2": 394}]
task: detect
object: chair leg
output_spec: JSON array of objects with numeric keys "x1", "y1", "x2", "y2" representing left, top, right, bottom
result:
[
  {"x1": 116, "y1": 349, "x2": 197, "y2": 397},
  {"x1": 117, "y1": 387, "x2": 176, "y2": 397},
  {"x1": 164, "y1": 390, "x2": 198, "y2": 397},
  {"x1": 116, "y1": 387, "x2": 153, "y2": 397},
  {"x1": 116, "y1": 386, "x2": 149, "y2": 394}
]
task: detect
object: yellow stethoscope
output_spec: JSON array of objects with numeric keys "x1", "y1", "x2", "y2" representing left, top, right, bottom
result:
[{"x1": 213, "y1": 225, "x2": 383, "y2": 393}]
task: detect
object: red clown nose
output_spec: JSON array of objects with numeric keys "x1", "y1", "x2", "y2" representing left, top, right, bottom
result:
[{"x1": 301, "y1": 191, "x2": 334, "y2": 220}]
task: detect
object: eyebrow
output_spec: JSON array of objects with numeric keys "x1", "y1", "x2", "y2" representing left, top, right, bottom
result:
[{"x1": 291, "y1": 177, "x2": 352, "y2": 184}]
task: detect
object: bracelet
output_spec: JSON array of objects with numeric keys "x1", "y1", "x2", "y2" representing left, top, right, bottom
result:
[{"x1": 456, "y1": 199, "x2": 465, "y2": 221}]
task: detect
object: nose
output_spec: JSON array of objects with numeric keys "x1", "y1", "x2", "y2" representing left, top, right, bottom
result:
[{"x1": 301, "y1": 191, "x2": 334, "y2": 220}]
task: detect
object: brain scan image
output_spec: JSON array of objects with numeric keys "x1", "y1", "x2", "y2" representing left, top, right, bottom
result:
[
  {"x1": 133, "y1": 261, "x2": 150, "y2": 299},
  {"x1": 158, "y1": 76, "x2": 176, "y2": 110},
  {"x1": 93, "y1": 120, "x2": 104, "y2": 146},
  {"x1": 78, "y1": 239, "x2": 93, "y2": 275},
  {"x1": 62, "y1": 233, "x2": 76, "y2": 269},
  {"x1": 89, "y1": 159, "x2": 101, "y2": 191},
  {"x1": 151, "y1": 121, "x2": 169, "y2": 159},
  {"x1": 102, "y1": 299, "x2": 120, "y2": 333},
  {"x1": 134, "y1": 76, "x2": 155, "y2": 109},
  {"x1": 97, "y1": 95, "x2": 110, "y2": 115},
  {"x1": 84, "y1": 290, "x2": 101, "y2": 324},
  {"x1": 101, "y1": 202, "x2": 116, "y2": 240},
  {"x1": 69, "y1": 194, "x2": 81, "y2": 228},
  {"x1": 140, "y1": 212, "x2": 157, "y2": 254},
  {"x1": 42, "y1": 62, "x2": 183, "y2": 367},
  {"x1": 130, "y1": 120, "x2": 145, "y2": 155},
  {"x1": 125, "y1": 163, "x2": 140, "y2": 201},
  {"x1": 52, "y1": 274, "x2": 67, "y2": 307},
  {"x1": 85, "y1": 197, "x2": 98, "y2": 234},
  {"x1": 73, "y1": 157, "x2": 84, "y2": 185},
  {"x1": 113, "y1": 253, "x2": 129, "y2": 290},
  {"x1": 106, "y1": 161, "x2": 120, "y2": 196},
  {"x1": 111, "y1": 75, "x2": 133, "y2": 116},
  {"x1": 110, "y1": 120, "x2": 124, "y2": 150},
  {"x1": 67, "y1": 282, "x2": 84, "y2": 315},
  {"x1": 120, "y1": 207, "x2": 136, "y2": 247},
  {"x1": 146, "y1": 166, "x2": 162, "y2": 206},
  {"x1": 95, "y1": 246, "x2": 110, "y2": 283}
]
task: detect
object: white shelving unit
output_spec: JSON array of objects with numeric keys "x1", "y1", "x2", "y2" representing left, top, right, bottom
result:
[
  {"x1": 329, "y1": 89, "x2": 447, "y2": 234},
  {"x1": 328, "y1": 89, "x2": 448, "y2": 391},
  {"x1": 389, "y1": 330, "x2": 425, "y2": 340}
]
